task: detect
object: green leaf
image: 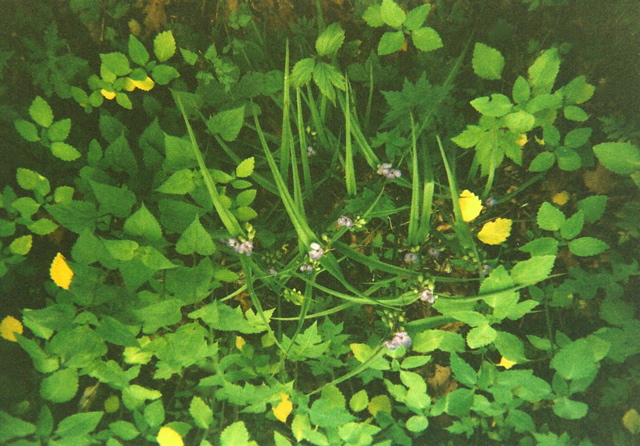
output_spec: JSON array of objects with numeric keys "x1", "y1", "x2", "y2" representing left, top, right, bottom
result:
[
  {"x1": 17, "y1": 336, "x2": 59, "y2": 372},
  {"x1": 12, "y1": 197, "x2": 40, "y2": 218},
  {"x1": 290, "y1": 58, "x2": 315, "y2": 87},
  {"x1": 593, "y1": 142, "x2": 640, "y2": 175},
  {"x1": 512, "y1": 76, "x2": 530, "y2": 103},
  {"x1": 163, "y1": 133, "x2": 197, "y2": 172},
  {"x1": 362, "y1": 4, "x2": 384, "y2": 27},
  {"x1": 378, "y1": 30, "x2": 405, "y2": 55},
  {"x1": 29, "y1": 96, "x2": 54, "y2": 128},
  {"x1": 568, "y1": 237, "x2": 609, "y2": 257},
  {"x1": 180, "y1": 47, "x2": 198, "y2": 65},
  {"x1": 504, "y1": 110, "x2": 535, "y2": 133},
  {"x1": 450, "y1": 353, "x2": 477, "y2": 387},
  {"x1": 116, "y1": 92, "x2": 133, "y2": 110},
  {"x1": 236, "y1": 157, "x2": 256, "y2": 178},
  {"x1": 109, "y1": 420, "x2": 140, "y2": 441},
  {"x1": 190, "y1": 396, "x2": 214, "y2": 429},
  {"x1": 411, "y1": 27, "x2": 443, "y2": 52},
  {"x1": 510, "y1": 255, "x2": 555, "y2": 286},
  {"x1": 537, "y1": 202, "x2": 566, "y2": 231},
  {"x1": 563, "y1": 75, "x2": 594, "y2": 104},
  {"x1": 220, "y1": 421, "x2": 252, "y2": 446},
  {"x1": 54, "y1": 186, "x2": 74, "y2": 204},
  {"x1": 151, "y1": 64, "x2": 180, "y2": 85},
  {"x1": 51, "y1": 142, "x2": 81, "y2": 161},
  {"x1": 128, "y1": 34, "x2": 149, "y2": 66},
  {"x1": 470, "y1": 94, "x2": 513, "y2": 117},
  {"x1": 235, "y1": 206, "x2": 257, "y2": 221},
  {"x1": 560, "y1": 210, "x2": 584, "y2": 240},
  {"x1": 103, "y1": 239, "x2": 139, "y2": 261},
  {"x1": 10, "y1": 235, "x2": 32, "y2": 255},
  {"x1": 380, "y1": 0, "x2": 406, "y2": 28},
  {"x1": 29, "y1": 218, "x2": 58, "y2": 235},
  {"x1": 55, "y1": 412, "x2": 103, "y2": 438},
  {"x1": 577, "y1": 195, "x2": 606, "y2": 223},
  {"x1": 176, "y1": 217, "x2": 215, "y2": 255},
  {"x1": 413, "y1": 329, "x2": 465, "y2": 353},
  {"x1": 550, "y1": 338, "x2": 600, "y2": 380},
  {"x1": 494, "y1": 331, "x2": 528, "y2": 363},
  {"x1": 528, "y1": 48, "x2": 560, "y2": 95},
  {"x1": 90, "y1": 181, "x2": 137, "y2": 218},
  {"x1": 553, "y1": 397, "x2": 588, "y2": 420},
  {"x1": 124, "y1": 203, "x2": 163, "y2": 241},
  {"x1": 406, "y1": 415, "x2": 428, "y2": 432},
  {"x1": 404, "y1": 4, "x2": 429, "y2": 30},
  {"x1": 100, "y1": 52, "x2": 132, "y2": 76},
  {"x1": 45, "y1": 201, "x2": 98, "y2": 234},
  {"x1": 451, "y1": 125, "x2": 482, "y2": 148},
  {"x1": 189, "y1": 301, "x2": 270, "y2": 334},
  {"x1": 236, "y1": 189, "x2": 256, "y2": 206},
  {"x1": 0, "y1": 412, "x2": 36, "y2": 443},
  {"x1": 122, "y1": 385, "x2": 162, "y2": 411},
  {"x1": 48, "y1": 119, "x2": 71, "y2": 142},
  {"x1": 349, "y1": 390, "x2": 369, "y2": 412},
  {"x1": 564, "y1": 105, "x2": 588, "y2": 122},
  {"x1": 313, "y1": 61, "x2": 345, "y2": 103},
  {"x1": 207, "y1": 106, "x2": 245, "y2": 142},
  {"x1": 40, "y1": 368, "x2": 78, "y2": 403},
  {"x1": 466, "y1": 324, "x2": 497, "y2": 349},
  {"x1": 564, "y1": 127, "x2": 591, "y2": 148},
  {"x1": 132, "y1": 299, "x2": 184, "y2": 334},
  {"x1": 316, "y1": 22, "x2": 345, "y2": 57},
  {"x1": 154, "y1": 30, "x2": 176, "y2": 62},
  {"x1": 519, "y1": 237, "x2": 559, "y2": 256},
  {"x1": 555, "y1": 147, "x2": 581, "y2": 171},
  {"x1": 529, "y1": 151, "x2": 556, "y2": 172},
  {"x1": 143, "y1": 400, "x2": 164, "y2": 427},
  {"x1": 17, "y1": 168, "x2": 50, "y2": 195},
  {"x1": 543, "y1": 124, "x2": 561, "y2": 146},
  {"x1": 15, "y1": 119, "x2": 40, "y2": 141},
  {"x1": 157, "y1": 169, "x2": 197, "y2": 194},
  {"x1": 472, "y1": 43, "x2": 504, "y2": 80}
]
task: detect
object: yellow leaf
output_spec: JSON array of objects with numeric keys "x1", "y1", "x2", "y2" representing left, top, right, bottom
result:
[
  {"x1": 623, "y1": 409, "x2": 640, "y2": 434},
  {"x1": 273, "y1": 393, "x2": 293, "y2": 423},
  {"x1": 1, "y1": 316, "x2": 23, "y2": 342},
  {"x1": 50, "y1": 253, "x2": 74, "y2": 290},
  {"x1": 101, "y1": 89, "x2": 116, "y2": 100},
  {"x1": 497, "y1": 356, "x2": 516, "y2": 369},
  {"x1": 157, "y1": 426, "x2": 184, "y2": 446},
  {"x1": 236, "y1": 335, "x2": 246, "y2": 350},
  {"x1": 368, "y1": 394, "x2": 391, "y2": 416},
  {"x1": 516, "y1": 133, "x2": 528, "y2": 147},
  {"x1": 458, "y1": 190, "x2": 482, "y2": 222},
  {"x1": 132, "y1": 76, "x2": 155, "y2": 91},
  {"x1": 552, "y1": 191, "x2": 570, "y2": 206},
  {"x1": 478, "y1": 218, "x2": 512, "y2": 245}
]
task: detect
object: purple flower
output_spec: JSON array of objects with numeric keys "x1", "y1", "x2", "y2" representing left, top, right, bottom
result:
[
  {"x1": 300, "y1": 263, "x2": 314, "y2": 273},
  {"x1": 384, "y1": 331, "x2": 412, "y2": 350},
  {"x1": 404, "y1": 252, "x2": 419, "y2": 264},
  {"x1": 485, "y1": 197, "x2": 498, "y2": 207},
  {"x1": 309, "y1": 242, "x2": 324, "y2": 261},
  {"x1": 419, "y1": 289, "x2": 435, "y2": 304},
  {"x1": 337, "y1": 216, "x2": 354, "y2": 228},
  {"x1": 307, "y1": 146, "x2": 317, "y2": 157},
  {"x1": 427, "y1": 247, "x2": 440, "y2": 259}
]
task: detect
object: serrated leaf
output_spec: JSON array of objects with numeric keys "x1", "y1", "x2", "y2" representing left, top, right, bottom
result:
[
  {"x1": 555, "y1": 147, "x2": 581, "y2": 171},
  {"x1": 313, "y1": 61, "x2": 345, "y2": 103},
  {"x1": 404, "y1": 4, "x2": 429, "y2": 30},
  {"x1": 220, "y1": 421, "x2": 251, "y2": 446},
  {"x1": 207, "y1": 106, "x2": 245, "y2": 141},
  {"x1": 235, "y1": 189, "x2": 256, "y2": 207},
  {"x1": 529, "y1": 151, "x2": 556, "y2": 172},
  {"x1": 378, "y1": 30, "x2": 405, "y2": 56},
  {"x1": 290, "y1": 57, "x2": 315, "y2": 87},
  {"x1": 564, "y1": 105, "x2": 588, "y2": 122},
  {"x1": 128, "y1": 34, "x2": 150, "y2": 66},
  {"x1": 512, "y1": 76, "x2": 530, "y2": 103},
  {"x1": 528, "y1": 48, "x2": 560, "y2": 95},
  {"x1": 451, "y1": 125, "x2": 482, "y2": 148},
  {"x1": 116, "y1": 92, "x2": 133, "y2": 110},
  {"x1": 564, "y1": 127, "x2": 591, "y2": 149},
  {"x1": 577, "y1": 195, "x2": 606, "y2": 223},
  {"x1": 568, "y1": 237, "x2": 609, "y2": 257},
  {"x1": 504, "y1": 110, "x2": 535, "y2": 133},
  {"x1": 48, "y1": 119, "x2": 71, "y2": 142},
  {"x1": 380, "y1": 0, "x2": 406, "y2": 28},
  {"x1": 157, "y1": 169, "x2": 197, "y2": 194},
  {"x1": 466, "y1": 324, "x2": 497, "y2": 349},
  {"x1": 51, "y1": 142, "x2": 81, "y2": 161},
  {"x1": 537, "y1": 202, "x2": 565, "y2": 231},
  {"x1": 510, "y1": 255, "x2": 555, "y2": 286},
  {"x1": 154, "y1": 31, "x2": 176, "y2": 62},
  {"x1": 15, "y1": 120, "x2": 40, "y2": 141},
  {"x1": 563, "y1": 75, "x2": 594, "y2": 104},
  {"x1": 189, "y1": 396, "x2": 214, "y2": 429},
  {"x1": 29, "y1": 96, "x2": 54, "y2": 128},
  {"x1": 124, "y1": 203, "x2": 163, "y2": 241},
  {"x1": 593, "y1": 142, "x2": 640, "y2": 175},
  {"x1": 100, "y1": 52, "x2": 132, "y2": 76},
  {"x1": 10, "y1": 235, "x2": 32, "y2": 255},
  {"x1": 316, "y1": 22, "x2": 345, "y2": 56},
  {"x1": 40, "y1": 368, "x2": 78, "y2": 403},
  {"x1": 17, "y1": 168, "x2": 50, "y2": 195},
  {"x1": 152, "y1": 64, "x2": 180, "y2": 85},
  {"x1": 411, "y1": 27, "x2": 442, "y2": 52},
  {"x1": 176, "y1": 217, "x2": 215, "y2": 256},
  {"x1": 472, "y1": 43, "x2": 504, "y2": 80},
  {"x1": 470, "y1": 94, "x2": 513, "y2": 117}
]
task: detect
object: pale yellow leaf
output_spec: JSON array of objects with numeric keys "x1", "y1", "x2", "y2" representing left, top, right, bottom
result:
[
  {"x1": 50, "y1": 253, "x2": 74, "y2": 290},
  {"x1": 101, "y1": 89, "x2": 116, "y2": 100},
  {"x1": 552, "y1": 191, "x2": 570, "y2": 206},
  {"x1": 459, "y1": 190, "x2": 482, "y2": 222},
  {"x1": 157, "y1": 426, "x2": 184, "y2": 446},
  {"x1": 273, "y1": 393, "x2": 293, "y2": 423},
  {"x1": 478, "y1": 218, "x2": 512, "y2": 245}
]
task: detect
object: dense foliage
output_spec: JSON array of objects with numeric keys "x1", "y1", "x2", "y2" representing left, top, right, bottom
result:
[{"x1": 1, "y1": 0, "x2": 639, "y2": 445}]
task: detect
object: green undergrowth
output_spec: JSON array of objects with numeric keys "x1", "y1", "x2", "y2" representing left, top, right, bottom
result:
[{"x1": 0, "y1": 1, "x2": 639, "y2": 445}]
